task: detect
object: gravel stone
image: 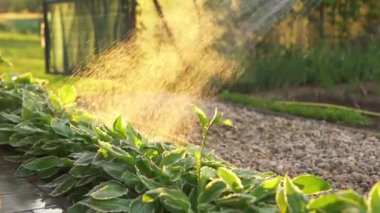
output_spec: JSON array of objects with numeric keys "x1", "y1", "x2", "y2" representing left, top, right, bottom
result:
[{"x1": 190, "y1": 101, "x2": 380, "y2": 193}]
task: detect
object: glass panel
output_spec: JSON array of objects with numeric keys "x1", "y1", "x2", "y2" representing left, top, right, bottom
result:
[{"x1": 47, "y1": 0, "x2": 129, "y2": 74}]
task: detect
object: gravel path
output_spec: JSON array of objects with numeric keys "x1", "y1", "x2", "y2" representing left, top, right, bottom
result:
[{"x1": 191, "y1": 102, "x2": 380, "y2": 194}]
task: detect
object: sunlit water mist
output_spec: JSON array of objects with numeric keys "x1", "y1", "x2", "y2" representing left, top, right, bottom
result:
[{"x1": 74, "y1": 0, "x2": 301, "y2": 143}]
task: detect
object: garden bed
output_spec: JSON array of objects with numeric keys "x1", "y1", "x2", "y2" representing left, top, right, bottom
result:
[{"x1": 1, "y1": 74, "x2": 380, "y2": 212}]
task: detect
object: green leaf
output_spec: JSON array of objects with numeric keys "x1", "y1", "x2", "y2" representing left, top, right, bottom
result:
[
  {"x1": 218, "y1": 167, "x2": 243, "y2": 192},
  {"x1": 0, "y1": 131, "x2": 13, "y2": 145},
  {"x1": 76, "y1": 175, "x2": 98, "y2": 187},
  {"x1": 67, "y1": 204, "x2": 89, "y2": 213},
  {"x1": 88, "y1": 181, "x2": 128, "y2": 200},
  {"x1": 14, "y1": 73, "x2": 33, "y2": 84},
  {"x1": 48, "y1": 93, "x2": 62, "y2": 110},
  {"x1": 40, "y1": 142, "x2": 63, "y2": 152},
  {"x1": 307, "y1": 194, "x2": 358, "y2": 212},
  {"x1": 94, "y1": 127, "x2": 112, "y2": 142},
  {"x1": 368, "y1": 182, "x2": 380, "y2": 213},
  {"x1": 144, "y1": 187, "x2": 192, "y2": 212},
  {"x1": 136, "y1": 156, "x2": 166, "y2": 178},
  {"x1": 38, "y1": 167, "x2": 60, "y2": 179},
  {"x1": 0, "y1": 124, "x2": 14, "y2": 131},
  {"x1": 98, "y1": 141, "x2": 135, "y2": 166},
  {"x1": 136, "y1": 171, "x2": 160, "y2": 190},
  {"x1": 113, "y1": 116, "x2": 127, "y2": 138},
  {"x1": 43, "y1": 174, "x2": 72, "y2": 188},
  {"x1": 51, "y1": 119, "x2": 73, "y2": 138},
  {"x1": 251, "y1": 176, "x2": 283, "y2": 203},
  {"x1": 221, "y1": 119, "x2": 233, "y2": 127},
  {"x1": 129, "y1": 196, "x2": 156, "y2": 213},
  {"x1": 23, "y1": 156, "x2": 71, "y2": 171},
  {"x1": 13, "y1": 123, "x2": 47, "y2": 134},
  {"x1": 14, "y1": 158, "x2": 37, "y2": 177},
  {"x1": 192, "y1": 105, "x2": 209, "y2": 129},
  {"x1": 340, "y1": 190, "x2": 367, "y2": 211},
  {"x1": 9, "y1": 135, "x2": 42, "y2": 147},
  {"x1": 73, "y1": 152, "x2": 96, "y2": 166},
  {"x1": 162, "y1": 165, "x2": 182, "y2": 182},
  {"x1": 284, "y1": 175, "x2": 307, "y2": 213},
  {"x1": 14, "y1": 166, "x2": 36, "y2": 177},
  {"x1": 143, "y1": 194, "x2": 155, "y2": 203},
  {"x1": 58, "y1": 85, "x2": 77, "y2": 105},
  {"x1": 121, "y1": 170, "x2": 141, "y2": 185},
  {"x1": 8, "y1": 133, "x2": 36, "y2": 147},
  {"x1": 198, "y1": 180, "x2": 227, "y2": 205},
  {"x1": 276, "y1": 188, "x2": 287, "y2": 213},
  {"x1": 200, "y1": 166, "x2": 217, "y2": 182},
  {"x1": 71, "y1": 111, "x2": 96, "y2": 124},
  {"x1": 69, "y1": 165, "x2": 100, "y2": 178},
  {"x1": 50, "y1": 175, "x2": 78, "y2": 197},
  {"x1": 293, "y1": 175, "x2": 332, "y2": 195},
  {"x1": 127, "y1": 124, "x2": 144, "y2": 148},
  {"x1": 212, "y1": 108, "x2": 233, "y2": 127},
  {"x1": 135, "y1": 183, "x2": 147, "y2": 194},
  {"x1": 216, "y1": 193, "x2": 256, "y2": 209},
  {"x1": 3, "y1": 154, "x2": 33, "y2": 163},
  {"x1": 199, "y1": 166, "x2": 217, "y2": 191},
  {"x1": 160, "y1": 148, "x2": 186, "y2": 166},
  {"x1": 100, "y1": 162, "x2": 128, "y2": 181},
  {"x1": 79, "y1": 197, "x2": 131, "y2": 213},
  {"x1": 21, "y1": 106, "x2": 33, "y2": 120},
  {"x1": 0, "y1": 113, "x2": 21, "y2": 123}
]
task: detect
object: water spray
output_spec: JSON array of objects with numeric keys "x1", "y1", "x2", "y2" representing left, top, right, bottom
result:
[{"x1": 75, "y1": 0, "x2": 320, "y2": 142}]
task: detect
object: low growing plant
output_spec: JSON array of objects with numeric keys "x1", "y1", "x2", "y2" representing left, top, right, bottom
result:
[
  {"x1": 219, "y1": 91, "x2": 373, "y2": 126},
  {"x1": 0, "y1": 73, "x2": 379, "y2": 212}
]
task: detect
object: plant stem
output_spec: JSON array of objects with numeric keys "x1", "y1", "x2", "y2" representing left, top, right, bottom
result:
[
  {"x1": 196, "y1": 126, "x2": 209, "y2": 210},
  {"x1": 200, "y1": 127, "x2": 209, "y2": 160},
  {"x1": 197, "y1": 127, "x2": 209, "y2": 181}
]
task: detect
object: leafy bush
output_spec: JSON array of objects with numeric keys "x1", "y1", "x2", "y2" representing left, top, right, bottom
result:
[{"x1": 0, "y1": 73, "x2": 380, "y2": 212}]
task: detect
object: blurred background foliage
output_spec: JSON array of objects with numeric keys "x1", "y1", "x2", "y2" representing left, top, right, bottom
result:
[
  {"x1": 1, "y1": 0, "x2": 380, "y2": 93},
  {"x1": 0, "y1": 0, "x2": 41, "y2": 13},
  {"x1": 230, "y1": 0, "x2": 380, "y2": 92}
]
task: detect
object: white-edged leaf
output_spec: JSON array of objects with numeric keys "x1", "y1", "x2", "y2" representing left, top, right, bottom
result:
[
  {"x1": 23, "y1": 156, "x2": 70, "y2": 171},
  {"x1": 192, "y1": 105, "x2": 209, "y2": 129},
  {"x1": 368, "y1": 182, "x2": 380, "y2": 213},
  {"x1": 218, "y1": 167, "x2": 243, "y2": 192},
  {"x1": 88, "y1": 181, "x2": 128, "y2": 200},
  {"x1": 79, "y1": 197, "x2": 131, "y2": 213},
  {"x1": 50, "y1": 175, "x2": 78, "y2": 197}
]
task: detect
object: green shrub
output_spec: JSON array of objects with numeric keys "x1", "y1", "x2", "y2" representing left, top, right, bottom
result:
[{"x1": 0, "y1": 73, "x2": 379, "y2": 212}]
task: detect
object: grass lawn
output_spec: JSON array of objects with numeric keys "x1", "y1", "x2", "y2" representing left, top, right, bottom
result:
[
  {"x1": 0, "y1": 31, "x2": 87, "y2": 92},
  {"x1": 0, "y1": 15, "x2": 71, "y2": 89},
  {"x1": 0, "y1": 15, "x2": 122, "y2": 95},
  {"x1": 219, "y1": 91, "x2": 374, "y2": 126}
]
